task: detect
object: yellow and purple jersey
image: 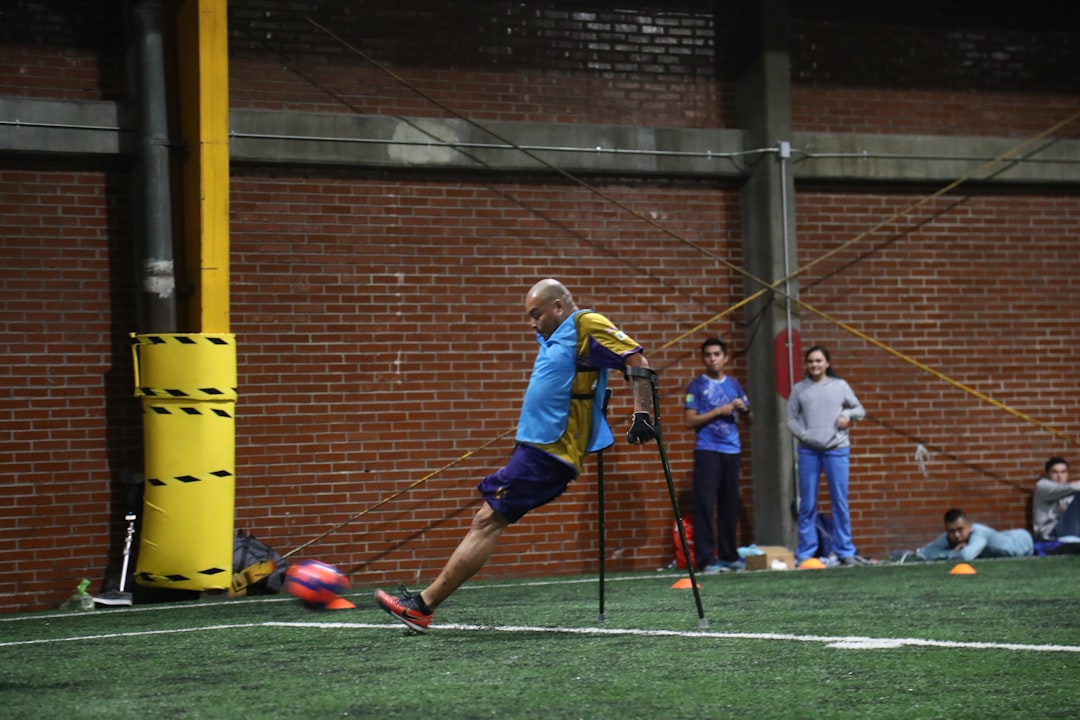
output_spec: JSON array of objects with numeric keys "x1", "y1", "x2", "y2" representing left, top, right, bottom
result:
[{"x1": 516, "y1": 310, "x2": 643, "y2": 473}]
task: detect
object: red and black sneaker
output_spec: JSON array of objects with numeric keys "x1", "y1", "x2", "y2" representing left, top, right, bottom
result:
[{"x1": 374, "y1": 586, "x2": 433, "y2": 633}]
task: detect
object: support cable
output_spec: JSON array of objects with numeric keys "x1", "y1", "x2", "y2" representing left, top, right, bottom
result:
[
  {"x1": 271, "y1": 21, "x2": 1080, "y2": 562},
  {"x1": 280, "y1": 428, "x2": 515, "y2": 562}
]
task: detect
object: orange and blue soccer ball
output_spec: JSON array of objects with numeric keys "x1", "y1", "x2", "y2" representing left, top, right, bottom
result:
[{"x1": 284, "y1": 560, "x2": 350, "y2": 610}]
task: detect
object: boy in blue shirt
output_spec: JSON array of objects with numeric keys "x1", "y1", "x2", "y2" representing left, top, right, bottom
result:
[{"x1": 683, "y1": 338, "x2": 751, "y2": 573}]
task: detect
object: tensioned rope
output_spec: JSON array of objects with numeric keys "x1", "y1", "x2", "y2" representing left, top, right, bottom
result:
[
  {"x1": 656, "y1": 109, "x2": 1080, "y2": 352},
  {"x1": 266, "y1": 21, "x2": 1079, "y2": 569},
  {"x1": 306, "y1": 17, "x2": 1080, "y2": 446},
  {"x1": 282, "y1": 430, "x2": 513, "y2": 561}
]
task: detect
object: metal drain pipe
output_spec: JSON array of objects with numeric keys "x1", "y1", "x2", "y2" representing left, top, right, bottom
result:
[{"x1": 130, "y1": 0, "x2": 177, "y2": 333}]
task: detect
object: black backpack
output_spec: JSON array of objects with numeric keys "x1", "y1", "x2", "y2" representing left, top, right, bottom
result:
[{"x1": 231, "y1": 530, "x2": 287, "y2": 597}]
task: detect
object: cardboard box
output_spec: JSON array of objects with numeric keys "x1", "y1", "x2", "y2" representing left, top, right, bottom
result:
[{"x1": 744, "y1": 545, "x2": 795, "y2": 571}]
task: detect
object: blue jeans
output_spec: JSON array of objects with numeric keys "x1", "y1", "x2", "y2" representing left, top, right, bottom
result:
[{"x1": 796, "y1": 446, "x2": 856, "y2": 561}]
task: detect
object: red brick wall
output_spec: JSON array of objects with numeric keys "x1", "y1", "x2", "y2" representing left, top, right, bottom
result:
[
  {"x1": 0, "y1": 167, "x2": 141, "y2": 611},
  {"x1": 0, "y1": 1, "x2": 125, "y2": 99},
  {"x1": 228, "y1": 170, "x2": 745, "y2": 587},
  {"x1": 792, "y1": 190, "x2": 1080, "y2": 550},
  {"x1": 789, "y1": 2, "x2": 1079, "y2": 134},
  {"x1": 228, "y1": 2, "x2": 732, "y2": 126},
  {"x1": 1, "y1": 1, "x2": 1078, "y2": 612}
]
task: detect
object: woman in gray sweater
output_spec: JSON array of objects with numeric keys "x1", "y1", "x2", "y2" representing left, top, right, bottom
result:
[{"x1": 786, "y1": 345, "x2": 866, "y2": 566}]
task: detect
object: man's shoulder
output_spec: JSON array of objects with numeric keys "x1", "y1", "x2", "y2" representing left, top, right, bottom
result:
[
  {"x1": 574, "y1": 310, "x2": 639, "y2": 348},
  {"x1": 1033, "y1": 477, "x2": 1076, "y2": 499},
  {"x1": 574, "y1": 310, "x2": 615, "y2": 333}
]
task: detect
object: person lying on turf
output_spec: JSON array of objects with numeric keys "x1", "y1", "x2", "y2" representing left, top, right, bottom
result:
[{"x1": 915, "y1": 508, "x2": 1033, "y2": 562}]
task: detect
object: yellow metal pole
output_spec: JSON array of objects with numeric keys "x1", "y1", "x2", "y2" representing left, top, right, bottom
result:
[{"x1": 178, "y1": 0, "x2": 230, "y2": 333}]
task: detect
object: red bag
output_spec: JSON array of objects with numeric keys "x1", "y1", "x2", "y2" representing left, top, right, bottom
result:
[{"x1": 672, "y1": 515, "x2": 695, "y2": 569}]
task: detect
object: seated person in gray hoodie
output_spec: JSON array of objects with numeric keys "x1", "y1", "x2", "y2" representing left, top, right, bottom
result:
[
  {"x1": 916, "y1": 508, "x2": 1033, "y2": 561},
  {"x1": 1031, "y1": 457, "x2": 1080, "y2": 541}
]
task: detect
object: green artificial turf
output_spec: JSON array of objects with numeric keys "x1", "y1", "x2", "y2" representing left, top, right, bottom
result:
[{"x1": 2, "y1": 556, "x2": 1078, "y2": 719}]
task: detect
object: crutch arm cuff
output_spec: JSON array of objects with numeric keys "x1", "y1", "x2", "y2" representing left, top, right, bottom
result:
[{"x1": 623, "y1": 365, "x2": 657, "y2": 382}]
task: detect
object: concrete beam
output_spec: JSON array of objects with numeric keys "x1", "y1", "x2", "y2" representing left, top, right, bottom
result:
[
  {"x1": 0, "y1": 97, "x2": 134, "y2": 158},
  {"x1": 735, "y1": 0, "x2": 799, "y2": 550},
  {"x1": 792, "y1": 131, "x2": 1080, "y2": 185},
  {"x1": 3, "y1": 96, "x2": 1078, "y2": 186},
  {"x1": 227, "y1": 109, "x2": 748, "y2": 178}
]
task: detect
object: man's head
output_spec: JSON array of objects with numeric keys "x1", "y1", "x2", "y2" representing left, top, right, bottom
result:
[
  {"x1": 1044, "y1": 457, "x2": 1069, "y2": 483},
  {"x1": 525, "y1": 278, "x2": 578, "y2": 340},
  {"x1": 943, "y1": 508, "x2": 972, "y2": 548},
  {"x1": 699, "y1": 337, "x2": 728, "y2": 376}
]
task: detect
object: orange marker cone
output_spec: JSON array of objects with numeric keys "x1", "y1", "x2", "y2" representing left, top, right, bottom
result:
[
  {"x1": 671, "y1": 577, "x2": 700, "y2": 589},
  {"x1": 950, "y1": 563, "x2": 977, "y2": 575},
  {"x1": 798, "y1": 557, "x2": 826, "y2": 570},
  {"x1": 326, "y1": 596, "x2": 357, "y2": 609}
]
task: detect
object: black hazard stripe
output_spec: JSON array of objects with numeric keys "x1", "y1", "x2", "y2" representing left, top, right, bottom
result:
[
  {"x1": 132, "y1": 334, "x2": 233, "y2": 345},
  {"x1": 146, "y1": 469, "x2": 234, "y2": 486},
  {"x1": 146, "y1": 405, "x2": 233, "y2": 417}
]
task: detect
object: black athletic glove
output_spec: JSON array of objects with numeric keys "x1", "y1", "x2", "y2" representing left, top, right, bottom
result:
[{"x1": 626, "y1": 412, "x2": 656, "y2": 445}]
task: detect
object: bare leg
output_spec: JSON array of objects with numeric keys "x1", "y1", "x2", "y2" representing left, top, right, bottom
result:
[{"x1": 420, "y1": 501, "x2": 509, "y2": 610}]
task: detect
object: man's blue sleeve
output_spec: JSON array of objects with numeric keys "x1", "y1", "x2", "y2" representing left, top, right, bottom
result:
[
  {"x1": 957, "y1": 527, "x2": 989, "y2": 561},
  {"x1": 917, "y1": 534, "x2": 953, "y2": 560}
]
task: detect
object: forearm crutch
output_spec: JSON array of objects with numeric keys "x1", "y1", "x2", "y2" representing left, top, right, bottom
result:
[
  {"x1": 627, "y1": 366, "x2": 709, "y2": 628},
  {"x1": 596, "y1": 388, "x2": 611, "y2": 623}
]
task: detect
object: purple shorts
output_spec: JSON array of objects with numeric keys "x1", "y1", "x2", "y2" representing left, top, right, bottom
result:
[{"x1": 477, "y1": 444, "x2": 577, "y2": 523}]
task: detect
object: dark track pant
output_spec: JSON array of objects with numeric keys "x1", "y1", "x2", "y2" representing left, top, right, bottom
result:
[
  {"x1": 692, "y1": 450, "x2": 741, "y2": 566},
  {"x1": 1054, "y1": 496, "x2": 1080, "y2": 538}
]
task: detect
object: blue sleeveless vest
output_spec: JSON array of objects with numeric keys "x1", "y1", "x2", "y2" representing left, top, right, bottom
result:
[{"x1": 516, "y1": 310, "x2": 613, "y2": 453}]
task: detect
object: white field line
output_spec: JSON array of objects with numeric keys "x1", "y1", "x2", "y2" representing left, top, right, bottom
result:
[
  {"x1": 2, "y1": 619, "x2": 1078, "y2": 654},
  {"x1": 266, "y1": 621, "x2": 1080, "y2": 653},
  {"x1": 4, "y1": 572, "x2": 1078, "y2": 654},
  {"x1": 0, "y1": 596, "x2": 297, "y2": 623},
  {"x1": 0, "y1": 623, "x2": 264, "y2": 647},
  {"x1": 0, "y1": 574, "x2": 648, "y2": 625}
]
